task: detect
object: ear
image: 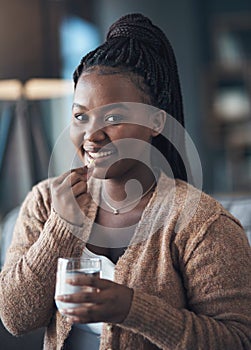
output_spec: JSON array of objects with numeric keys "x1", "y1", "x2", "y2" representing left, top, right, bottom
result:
[{"x1": 150, "y1": 110, "x2": 166, "y2": 137}]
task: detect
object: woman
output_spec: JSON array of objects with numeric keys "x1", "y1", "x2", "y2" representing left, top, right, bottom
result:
[{"x1": 0, "y1": 13, "x2": 250, "y2": 350}]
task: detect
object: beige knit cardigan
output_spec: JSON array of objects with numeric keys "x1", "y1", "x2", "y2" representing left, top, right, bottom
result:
[{"x1": 0, "y1": 172, "x2": 251, "y2": 350}]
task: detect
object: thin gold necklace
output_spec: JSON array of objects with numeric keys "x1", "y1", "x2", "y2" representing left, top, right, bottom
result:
[{"x1": 101, "y1": 180, "x2": 156, "y2": 215}]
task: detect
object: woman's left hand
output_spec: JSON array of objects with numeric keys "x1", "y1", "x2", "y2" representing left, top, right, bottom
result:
[{"x1": 55, "y1": 275, "x2": 133, "y2": 324}]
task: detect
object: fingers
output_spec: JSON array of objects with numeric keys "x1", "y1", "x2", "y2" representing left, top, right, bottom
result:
[
  {"x1": 50, "y1": 167, "x2": 90, "y2": 225},
  {"x1": 65, "y1": 168, "x2": 88, "y2": 187},
  {"x1": 56, "y1": 288, "x2": 103, "y2": 324},
  {"x1": 72, "y1": 165, "x2": 93, "y2": 181},
  {"x1": 59, "y1": 295, "x2": 114, "y2": 324},
  {"x1": 52, "y1": 166, "x2": 88, "y2": 186},
  {"x1": 56, "y1": 285, "x2": 118, "y2": 306},
  {"x1": 51, "y1": 169, "x2": 88, "y2": 198},
  {"x1": 72, "y1": 180, "x2": 88, "y2": 197},
  {"x1": 52, "y1": 169, "x2": 72, "y2": 184},
  {"x1": 56, "y1": 280, "x2": 133, "y2": 324},
  {"x1": 56, "y1": 289, "x2": 101, "y2": 304},
  {"x1": 66, "y1": 275, "x2": 114, "y2": 290},
  {"x1": 64, "y1": 304, "x2": 102, "y2": 324}
]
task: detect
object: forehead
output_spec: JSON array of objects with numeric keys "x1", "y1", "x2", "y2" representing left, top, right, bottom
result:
[{"x1": 74, "y1": 72, "x2": 147, "y2": 110}]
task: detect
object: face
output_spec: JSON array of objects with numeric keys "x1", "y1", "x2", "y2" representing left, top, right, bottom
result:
[{"x1": 70, "y1": 70, "x2": 158, "y2": 179}]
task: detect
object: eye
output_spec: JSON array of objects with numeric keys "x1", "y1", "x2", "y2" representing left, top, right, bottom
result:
[
  {"x1": 105, "y1": 114, "x2": 124, "y2": 124},
  {"x1": 74, "y1": 114, "x2": 89, "y2": 122}
]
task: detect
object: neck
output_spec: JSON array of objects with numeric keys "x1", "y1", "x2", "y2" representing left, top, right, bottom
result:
[{"x1": 102, "y1": 165, "x2": 157, "y2": 204}]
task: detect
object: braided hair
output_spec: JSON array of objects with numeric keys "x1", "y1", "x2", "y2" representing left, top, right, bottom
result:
[{"x1": 73, "y1": 13, "x2": 188, "y2": 181}]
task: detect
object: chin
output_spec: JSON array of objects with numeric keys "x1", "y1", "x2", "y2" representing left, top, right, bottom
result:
[{"x1": 87, "y1": 162, "x2": 115, "y2": 180}]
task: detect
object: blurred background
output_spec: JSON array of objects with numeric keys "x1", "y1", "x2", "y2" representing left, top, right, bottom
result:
[{"x1": 1, "y1": 0, "x2": 251, "y2": 219}]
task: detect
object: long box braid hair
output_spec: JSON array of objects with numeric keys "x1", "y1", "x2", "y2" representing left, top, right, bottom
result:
[{"x1": 73, "y1": 13, "x2": 189, "y2": 182}]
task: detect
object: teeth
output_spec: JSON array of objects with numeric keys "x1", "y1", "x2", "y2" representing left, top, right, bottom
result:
[{"x1": 89, "y1": 150, "x2": 113, "y2": 159}]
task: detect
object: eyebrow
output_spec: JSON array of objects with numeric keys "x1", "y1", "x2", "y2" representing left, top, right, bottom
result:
[
  {"x1": 72, "y1": 102, "x2": 86, "y2": 110},
  {"x1": 72, "y1": 102, "x2": 130, "y2": 113}
]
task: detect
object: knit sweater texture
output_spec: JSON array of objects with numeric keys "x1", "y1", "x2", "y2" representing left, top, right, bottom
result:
[{"x1": 0, "y1": 172, "x2": 250, "y2": 350}]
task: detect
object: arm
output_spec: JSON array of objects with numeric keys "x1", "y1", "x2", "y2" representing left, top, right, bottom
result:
[
  {"x1": 120, "y1": 215, "x2": 251, "y2": 349},
  {"x1": 0, "y1": 181, "x2": 85, "y2": 336}
]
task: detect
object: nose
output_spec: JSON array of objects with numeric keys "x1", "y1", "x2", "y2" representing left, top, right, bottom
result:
[{"x1": 84, "y1": 118, "x2": 106, "y2": 142}]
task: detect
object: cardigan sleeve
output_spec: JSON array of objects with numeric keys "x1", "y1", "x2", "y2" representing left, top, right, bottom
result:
[
  {"x1": 120, "y1": 215, "x2": 251, "y2": 350},
  {"x1": 0, "y1": 182, "x2": 85, "y2": 336}
]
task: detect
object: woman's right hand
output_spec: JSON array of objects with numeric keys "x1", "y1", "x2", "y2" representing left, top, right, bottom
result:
[{"x1": 50, "y1": 166, "x2": 92, "y2": 226}]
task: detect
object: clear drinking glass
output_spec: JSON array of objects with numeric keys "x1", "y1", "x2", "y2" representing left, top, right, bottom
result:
[{"x1": 55, "y1": 257, "x2": 102, "y2": 314}]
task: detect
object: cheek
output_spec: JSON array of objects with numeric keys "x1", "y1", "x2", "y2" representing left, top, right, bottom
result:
[
  {"x1": 112, "y1": 124, "x2": 152, "y2": 140},
  {"x1": 70, "y1": 123, "x2": 83, "y2": 148},
  {"x1": 122, "y1": 125, "x2": 152, "y2": 143}
]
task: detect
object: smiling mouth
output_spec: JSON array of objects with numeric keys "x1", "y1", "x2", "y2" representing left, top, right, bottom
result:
[
  {"x1": 84, "y1": 148, "x2": 116, "y2": 168},
  {"x1": 88, "y1": 150, "x2": 115, "y2": 159}
]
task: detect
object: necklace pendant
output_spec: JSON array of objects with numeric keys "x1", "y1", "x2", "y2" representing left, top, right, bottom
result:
[{"x1": 113, "y1": 209, "x2": 119, "y2": 215}]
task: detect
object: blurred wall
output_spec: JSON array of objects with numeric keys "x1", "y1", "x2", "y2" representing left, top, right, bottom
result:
[{"x1": 0, "y1": 0, "x2": 63, "y2": 81}]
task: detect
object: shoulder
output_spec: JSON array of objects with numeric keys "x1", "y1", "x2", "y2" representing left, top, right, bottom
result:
[
  {"x1": 156, "y1": 172, "x2": 243, "y2": 241},
  {"x1": 158, "y1": 172, "x2": 240, "y2": 224},
  {"x1": 175, "y1": 178, "x2": 241, "y2": 227},
  {"x1": 174, "y1": 180, "x2": 248, "y2": 261},
  {"x1": 153, "y1": 172, "x2": 250, "y2": 274}
]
